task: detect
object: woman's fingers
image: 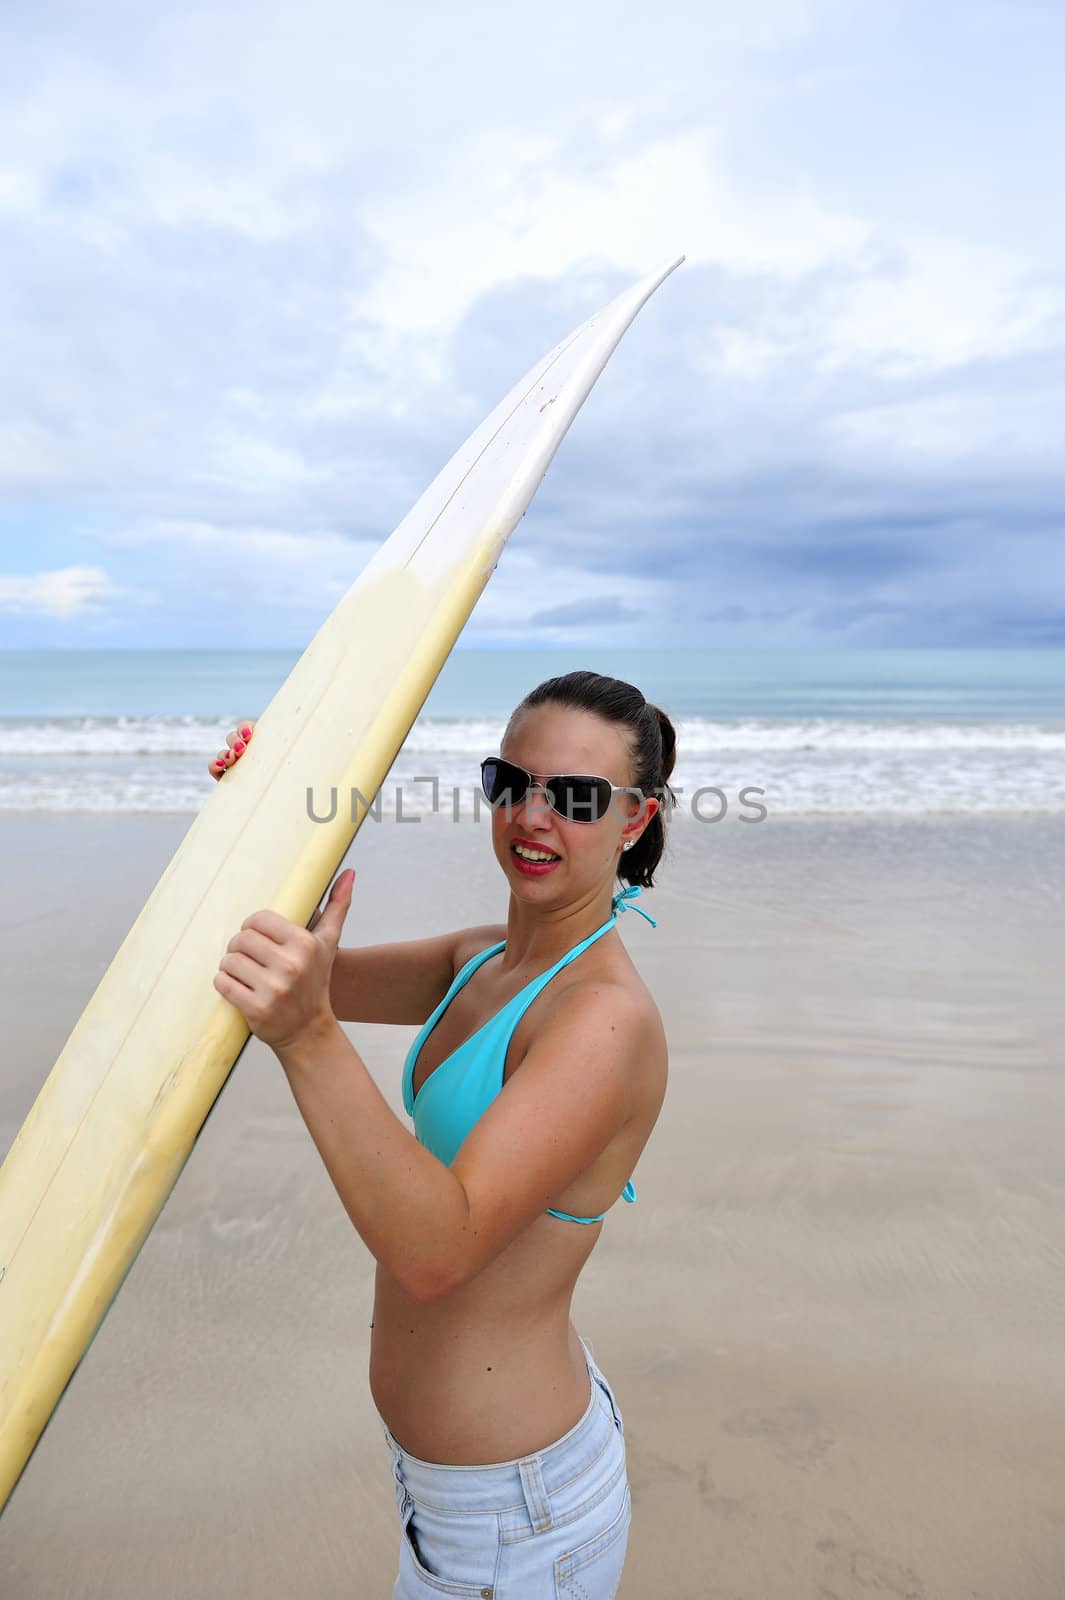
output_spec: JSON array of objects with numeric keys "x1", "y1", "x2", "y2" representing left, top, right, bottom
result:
[{"x1": 209, "y1": 719, "x2": 256, "y2": 780}]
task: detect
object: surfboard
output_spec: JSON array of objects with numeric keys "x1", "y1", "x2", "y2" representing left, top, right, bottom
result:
[{"x1": 0, "y1": 256, "x2": 683, "y2": 1511}]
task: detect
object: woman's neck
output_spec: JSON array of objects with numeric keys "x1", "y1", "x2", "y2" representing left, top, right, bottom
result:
[{"x1": 499, "y1": 887, "x2": 617, "y2": 972}]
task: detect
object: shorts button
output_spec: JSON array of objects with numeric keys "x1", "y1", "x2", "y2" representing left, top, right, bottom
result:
[{"x1": 480, "y1": 1590, "x2": 493, "y2": 1598}]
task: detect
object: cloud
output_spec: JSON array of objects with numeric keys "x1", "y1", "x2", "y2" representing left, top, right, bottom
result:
[
  {"x1": 0, "y1": 0, "x2": 1062, "y2": 647},
  {"x1": 90, "y1": 520, "x2": 381, "y2": 646},
  {"x1": 0, "y1": 565, "x2": 121, "y2": 619},
  {"x1": 456, "y1": 546, "x2": 672, "y2": 648},
  {"x1": 527, "y1": 596, "x2": 643, "y2": 628},
  {"x1": 356, "y1": 127, "x2": 870, "y2": 338}
]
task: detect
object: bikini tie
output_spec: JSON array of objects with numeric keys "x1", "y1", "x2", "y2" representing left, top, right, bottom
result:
[{"x1": 611, "y1": 884, "x2": 658, "y2": 927}]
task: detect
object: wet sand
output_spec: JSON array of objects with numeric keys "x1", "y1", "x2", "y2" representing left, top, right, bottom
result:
[{"x1": 1, "y1": 809, "x2": 1063, "y2": 1598}]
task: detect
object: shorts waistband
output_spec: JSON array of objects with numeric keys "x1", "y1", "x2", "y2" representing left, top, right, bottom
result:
[{"x1": 379, "y1": 1335, "x2": 622, "y2": 1518}]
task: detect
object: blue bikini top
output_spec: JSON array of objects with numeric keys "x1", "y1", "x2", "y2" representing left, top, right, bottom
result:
[{"x1": 401, "y1": 885, "x2": 658, "y2": 1225}]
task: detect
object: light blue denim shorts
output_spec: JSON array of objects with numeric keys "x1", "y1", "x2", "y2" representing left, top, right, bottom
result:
[{"x1": 380, "y1": 1335, "x2": 631, "y2": 1599}]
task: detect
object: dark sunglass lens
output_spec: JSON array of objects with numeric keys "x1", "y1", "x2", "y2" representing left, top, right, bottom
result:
[
  {"x1": 481, "y1": 759, "x2": 527, "y2": 808},
  {"x1": 551, "y1": 776, "x2": 610, "y2": 822},
  {"x1": 480, "y1": 760, "x2": 503, "y2": 804}
]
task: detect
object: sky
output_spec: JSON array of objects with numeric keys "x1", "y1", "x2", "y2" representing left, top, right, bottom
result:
[{"x1": 1, "y1": 0, "x2": 1062, "y2": 650}]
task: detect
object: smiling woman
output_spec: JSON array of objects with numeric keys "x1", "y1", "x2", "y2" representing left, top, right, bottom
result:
[{"x1": 211, "y1": 669, "x2": 677, "y2": 1597}]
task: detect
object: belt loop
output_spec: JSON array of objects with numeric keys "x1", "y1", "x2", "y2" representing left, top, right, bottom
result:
[
  {"x1": 518, "y1": 1456, "x2": 553, "y2": 1534},
  {"x1": 384, "y1": 1432, "x2": 404, "y2": 1494}
]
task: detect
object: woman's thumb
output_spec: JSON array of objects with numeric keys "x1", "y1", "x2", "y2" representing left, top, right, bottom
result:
[{"x1": 308, "y1": 869, "x2": 355, "y2": 934}]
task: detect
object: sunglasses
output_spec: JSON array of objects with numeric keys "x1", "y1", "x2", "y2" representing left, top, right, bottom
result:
[{"x1": 480, "y1": 756, "x2": 644, "y2": 825}]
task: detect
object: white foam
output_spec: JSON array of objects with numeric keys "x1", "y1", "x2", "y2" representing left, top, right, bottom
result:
[{"x1": 0, "y1": 714, "x2": 1062, "y2": 815}]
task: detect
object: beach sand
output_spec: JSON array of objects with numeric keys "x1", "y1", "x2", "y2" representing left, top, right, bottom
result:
[{"x1": 1, "y1": 808, "x2": 1063, "y2": 1598}]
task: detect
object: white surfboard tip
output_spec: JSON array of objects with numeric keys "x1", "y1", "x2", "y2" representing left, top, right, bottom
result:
[
  {"x1": 650, "y1": 252, "x2": 686, "y2": 281},
  {"x1": 624, "y1": 253, "x2": 685, "y2": 307}
]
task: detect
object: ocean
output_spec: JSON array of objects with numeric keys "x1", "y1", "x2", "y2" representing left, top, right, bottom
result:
[{"x1": 1, "y1": 647, "x2": 1063, "y2": 817}]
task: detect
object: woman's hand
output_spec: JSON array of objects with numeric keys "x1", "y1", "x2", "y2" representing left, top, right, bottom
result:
[
  {"x1": 209, "y1": 719, "x2": 256, "y2": 780},
  {"x1": 214, "y1": 868, "x2": 356, "y2": 1051}
]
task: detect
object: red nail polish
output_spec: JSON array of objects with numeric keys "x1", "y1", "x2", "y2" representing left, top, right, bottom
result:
[
  {"x1": 234, "y1": 741, "x2": 245, "y2": 752},
  {"x1": 241, "y1": 727, "x2": 251, "y2": 739}
]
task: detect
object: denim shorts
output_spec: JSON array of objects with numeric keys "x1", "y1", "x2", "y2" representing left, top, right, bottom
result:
[{"x1": 380, "y1": 1335, "x2": 631, "y2": 1599}]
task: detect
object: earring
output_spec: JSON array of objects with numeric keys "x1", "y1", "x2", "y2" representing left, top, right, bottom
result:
[{"x1": 622, "y1": 841, "x2": 635, "y2": 851}]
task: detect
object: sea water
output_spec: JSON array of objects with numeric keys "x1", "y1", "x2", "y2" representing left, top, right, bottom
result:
[{"x1": 0, "y1": 647, "x2": 1062, "y2": 816}]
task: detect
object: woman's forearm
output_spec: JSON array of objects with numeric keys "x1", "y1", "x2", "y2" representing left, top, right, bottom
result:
[
  {"x1": 327, "y1": 947, "x2": 358, "y2": 1021},
  {"x1": 273, "y1": 1017, "x2": 470, "y2": 1304}
]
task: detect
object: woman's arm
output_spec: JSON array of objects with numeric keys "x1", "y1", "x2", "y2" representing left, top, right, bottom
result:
[
  {"x1": 328, "y1": 930, "x2": 504, "y2": 1025},
  {"x1": 272, "y1": 982, "x2": 647, "y2": 1304},
  {"x1": 275, "y1": 1018, "x2": 470, "y2": 1303},
  {"x1": 328, "y1": 936, "x2": 455, "y2": 1024},
  {"x1": 216, "y1": 877, "x2": 645, "y2": 1303}
]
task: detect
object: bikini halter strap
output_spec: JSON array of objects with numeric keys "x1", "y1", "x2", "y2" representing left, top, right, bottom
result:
[{"x1": 610, "y1": 884, "x2": 658, "y2": 927}]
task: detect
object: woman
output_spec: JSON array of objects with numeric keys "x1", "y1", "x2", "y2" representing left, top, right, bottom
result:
[{"x1": 209, "y1": 669, "x2": 675, "y2": 1599}]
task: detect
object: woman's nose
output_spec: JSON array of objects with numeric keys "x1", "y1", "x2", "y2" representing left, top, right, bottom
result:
[{"x1": 521, "y1": 785, "x2": 554, "y2": 822}]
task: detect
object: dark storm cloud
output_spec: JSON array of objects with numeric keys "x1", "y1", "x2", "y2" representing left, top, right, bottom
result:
[{"x1": 527, "y1": 596, "x2": 643, "y2": 627}]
